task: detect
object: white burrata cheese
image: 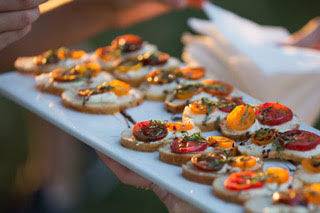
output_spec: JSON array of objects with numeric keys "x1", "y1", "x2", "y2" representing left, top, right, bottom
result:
[
  {"x1": 259, "y1": 115, "x2": 301, "y2": 132},
  {"x1": 142, "y1": 81, "x2": 178, "y2": 97},
  {"x1": 284, "y1": 145, "x2": 320, "y2": 159},
  {"x1": 183, "y1": 106, "x2": 228, "y2": 125},
  {"x1": 237, "y1": 139, "x2": 274, "y2": 157},
  {"x1": 62, "y1": 88, "x2": 141, "y2": 106},
  {"x1": 190, "y1": 92, "x2": 219, "y2": 102},
  {"x1": 122, "y1": 43, "x2": 157, "y2": 59}
]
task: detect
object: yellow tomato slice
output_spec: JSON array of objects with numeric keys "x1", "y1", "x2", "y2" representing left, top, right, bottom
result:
[
  {"x1": 226, "y1": 105, "x2": 256, "y2": 131},
  {"x1": 109, "y1": 80, "x2": 131, "y2": 96},
  {"x1": 266, "y1": 167, "x2": 289, "y2": 184},
  {"x1": 231, "y1": 155, "x2": 257, "y2": 169},
  {"x1": 207, "y1": 136, "x2": 235, "y2": 149}
]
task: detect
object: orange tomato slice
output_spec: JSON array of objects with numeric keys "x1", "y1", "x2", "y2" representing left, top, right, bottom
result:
[
  {"x1": 266, "y1": 167, "x2": 289, "y2": 184},
  {"x1": 226, "y1": 105, "x2": 256, "y2": 131},
  {"x1": 180, "y1": 67, "x2": 205, "y2": 80},
  {"x1": 166, "y1": 122, "x2": 193, "y2": 132},
  {"x1": 189, "y1": 101, "x2": 207, "y2": 114},
  {"x1": 207, "y1": 136, "x2": 235, "y2": 149},
  {"x1": 302, "y1": 158, "x2": 320, "y2": 173},
  {"x1": 304, "y1": 183, "x2": 320, "y2": 205},
  {"x1": 231, "y1": 156, "x2": 257, "y2": 169}
]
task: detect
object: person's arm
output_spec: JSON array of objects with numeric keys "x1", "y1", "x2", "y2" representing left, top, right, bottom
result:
[{"x1": 0, "y1": 0, "x2": 172, "y2": 71}]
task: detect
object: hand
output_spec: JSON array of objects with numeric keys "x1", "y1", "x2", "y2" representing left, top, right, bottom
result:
[
  {"x1": 283, "y1": 17, "x2": 320, "y2": 50},
  {"x1": 0, "y1": 0, "x2": 47, "y2": 50},
  {"x1": 97, "y1": 152, "x2": 202, "y2": 213},
  {"x1": 163, "y1": 0, "x2": 204, "y2": 9}
]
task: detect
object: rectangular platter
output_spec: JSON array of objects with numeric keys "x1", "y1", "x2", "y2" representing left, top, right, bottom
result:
[{"x1": 0, "y1": 72, "x2": 319, "y2": 213}]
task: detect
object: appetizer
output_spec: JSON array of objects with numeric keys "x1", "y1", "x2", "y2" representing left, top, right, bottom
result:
[
  {"x1": 182, "y1": 97, "x2": 243, "y2": 131},
  {"x1": 15, "y1": 47, "x2": 87, "y2": 75},
  {"x1": 61, "y1": 80, "x2": 143, "y2": 114},
  {"x1": 201, "y1": 79, "x2": 234, "y2": 98},
  {"x1": 140, "y1": 66, "x2": 205, "y2": 101},
  {"x1": 159, "y1": 132, "x2": 210, "y2": 165},
  {"x1": 164, "y1": 79, "x2": 234, "y2": 114},
  {"x1": 113, "y1": 51, "x2": 181, "y2": 87},
  {"x1": 238, "y1": 129, "x2": 320, "y2": 162},
  {"x1": 93, "y1": 34, "x2": 157, "y2": 70},
  {"x1": 220, "y1": 105, "x2": 261, "y2": 140},
  {"x1": 213, "y1": 167, "x2": 301, "y2": 204},
  {"x1": 182, "y1": 153, "x2": 262, "y2": 185},
  {"x1": 255, "y1": 102, "x2": 300, "y2": 132},
  {"x1": 295, "y1": 157, "x2": 320, "y2": 184},
  {"x1": 111, "y1": 34, "x2": 157, "y2": 59},
  {"x1": 245, "y1": 184, "x2": 320, "y2": 213},
  {"x1": 35, "y1": 62, "x2": 113, "y2": 95},
  {"x1": 121, "y1": 120, "x2": 199, "y2": 152}
]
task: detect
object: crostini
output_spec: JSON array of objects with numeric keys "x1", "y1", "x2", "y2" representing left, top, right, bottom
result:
[
  {"x1": 15, "y1": 47, "x2": 87, "y2": 75},
  {"x1": 121, "y1": 120, "x2": 200, "y2": 152},
  {"x1": 220, "y1": 105, "x2": 261, "y2": 141},
  {"x1": 255, "y1": 102, "x2": 301, "y2": 132},
  {"x1": 159, "y1": 132, "x2": 210, "y2": 165},
  {"x1": 61, "y1": 80, "x2": 143, "y2": 114},
  {"x1": 238, "y1": 129, "x2": 320, "y2": 162},
  {"x1": 213, "y1": 167, "x2": 301, "y2": 204},
  {"x1": 36, "y1": 62, "x2": 113, "y2": 95},
  {"x1": 245, "y1": 184, "x2": 320, "y2": 213},
  {"x1": 182, "y1": 97, "x2": 244, "y2": 131},
  {"x1": 140, "y1": 66, "x2": 205, "y2": 101},
  {"x1": 182, "y1": 153, "x2": 262, "y2": 185},
  {"x1": 295, "y1": 157, "x2": 320, "y2": 184},
  {"x1": 113, "y1": 51, "x2": 181, "y2": 87}
]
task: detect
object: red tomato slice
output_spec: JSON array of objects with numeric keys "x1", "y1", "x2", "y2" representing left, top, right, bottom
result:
[
  {"x1": 202, "y1": 80, "x2": 233, "y2": 97},
  {"x1": 280, "y1": 130, "x2": 320, "y2": 151},
  {"x1": 217, "y1": 97, "x2": 244, "y2": 113},
  {"x1": 132, "y1": 120, "x2": 168, "y2": 142},
  {"x1": 170, "y1": 138, "x2": 208, "y2": 154},
  {"x1": 256, "y1": 102, "x2": 293, "y2": 126},
  {"x1": 191, "y1": 153, "x2": 226, "y2": 172},
  {"x1": 224, "y1": 171, "x2": 264, "y2": 191},
  {"x1": 111, "y1": 34, "x2": 143, "y2": 53},
  {"x1": 141, "y1": 52, "x2": 170, "y2": 66}
]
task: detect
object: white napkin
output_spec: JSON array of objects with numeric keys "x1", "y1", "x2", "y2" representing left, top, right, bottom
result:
[{"x1": 183, "y1": 2, "x2": 320, "y2": 124}]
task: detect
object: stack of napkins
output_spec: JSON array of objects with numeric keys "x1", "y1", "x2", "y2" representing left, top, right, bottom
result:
[{"x1": 182, "y1": 1, "x2": 320, "y2": 125}]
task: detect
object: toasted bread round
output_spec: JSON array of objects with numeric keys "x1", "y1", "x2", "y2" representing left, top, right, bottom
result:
[
  {"x1": 35, "y1": 72, "x2": 113, "y2": 96},
  {"x1": 244, "y1": 196, "x2": 309, "y2": 213},
  {"x1": 120, "y1": 129, "x2": 169, "y2": 152},
  {"x1": 164, "y1": 93, "x2": 188, "y2": 113},
  {"x1": 182, "y1": 161, "x2": 219, "y2": 185},
  {"x1": 15, "y1": 57, "x2": 59, "y2": 75},
  {"x1": 182, "y1": 107, "x2": 221, "y2": 132},
  {"x1": 159, "y1": 144, "x2": 204, "y2": 166},
  {"x1": 61, "y1": 89, "x2": 144, "y2": 114},
  {"x1": 212, "y1": 175, "x2": 251, "y2": 204}
]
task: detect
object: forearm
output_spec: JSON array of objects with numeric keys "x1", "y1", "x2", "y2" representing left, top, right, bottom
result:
[{"x1": 0, "y1": 0, "x2": 170, "y2": 71}]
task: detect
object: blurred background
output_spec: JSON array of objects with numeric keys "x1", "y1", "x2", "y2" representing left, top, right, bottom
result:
[{"x1": 0, "y1": 0, "x2": 320, "y2": 212}]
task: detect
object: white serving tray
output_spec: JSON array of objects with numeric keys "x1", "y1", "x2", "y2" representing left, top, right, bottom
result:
[{"x1": 0, "y1": 72, "x2": 319, "y2": 213}]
